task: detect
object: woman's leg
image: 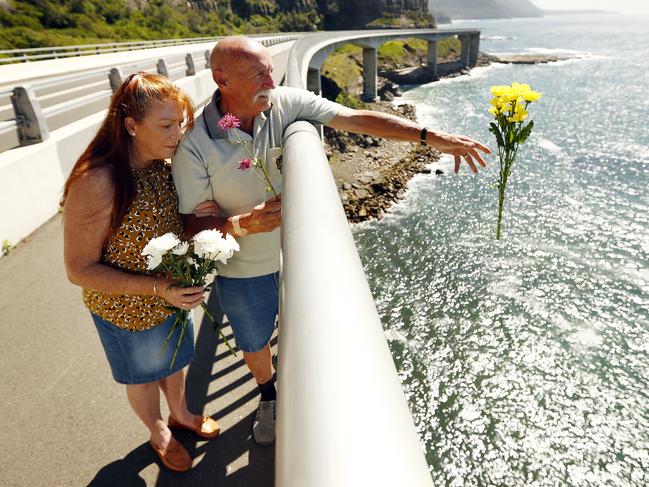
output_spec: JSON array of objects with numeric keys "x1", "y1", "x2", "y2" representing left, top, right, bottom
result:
[
  {"x1": 126, "y1": 381, "x2": 171, "y2": 447},
  {"x1": 160, "y1": 369, "x2": 220, "y2": 438},
  {"x1": 159, "y1": 369, "x2": 195, "y2": 424}
]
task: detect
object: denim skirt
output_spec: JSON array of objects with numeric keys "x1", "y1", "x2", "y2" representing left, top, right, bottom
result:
[{"x1": 91, "y1": 311, "x2": 195, "y2": 385}]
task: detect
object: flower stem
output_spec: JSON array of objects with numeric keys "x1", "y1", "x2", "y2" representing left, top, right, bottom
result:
[
  {"x1": 231, "y1": 130, "x2": 278, "y2": 196},
  {"x1": 169, "y1": 310, "x2": 189, "y2": 369},
  {"x1": 201, "y1": 302, "x2": 238, "y2": 357},
  {"x1": 160, "y1": 311, "x2": 182, "y2": 357}
]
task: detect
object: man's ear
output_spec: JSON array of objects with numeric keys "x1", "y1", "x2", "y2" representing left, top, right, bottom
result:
[{"x1": 212, "y1": 69, "x2": 227, "y2": 88}]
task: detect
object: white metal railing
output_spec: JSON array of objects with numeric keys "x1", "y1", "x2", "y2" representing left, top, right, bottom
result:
[{"x1": 277, "y1": 122, "x2": 434, "y2": 487}]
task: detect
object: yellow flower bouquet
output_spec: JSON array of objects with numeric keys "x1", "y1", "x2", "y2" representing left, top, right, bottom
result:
[{"x1": 488, "y1": 82, "x2": 542, "y2": 239}]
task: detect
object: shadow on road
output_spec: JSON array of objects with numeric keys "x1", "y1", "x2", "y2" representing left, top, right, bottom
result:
[{"x1": 87, "y1": 291, "x2": 275, "y2": 487}]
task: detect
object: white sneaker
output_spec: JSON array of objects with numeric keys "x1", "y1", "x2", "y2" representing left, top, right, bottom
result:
[{"x1": 252, "y1": 400, "x2": 276, "y2": 446}]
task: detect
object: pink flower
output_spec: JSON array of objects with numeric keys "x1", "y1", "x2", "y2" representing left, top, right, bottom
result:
[
  {"x1": 237, "y1": 158, "x2": 253, "y2": 171},
  {"x1": 217, "y1": 113, "x2": 240, "y2": 130}
]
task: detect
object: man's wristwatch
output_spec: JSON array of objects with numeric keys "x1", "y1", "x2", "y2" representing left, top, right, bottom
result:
[
  {"x1": 420, "y1": 127, "x2": 428, "y2": 146},
  {"x1": 231, "y1": 215, "x2": 248, "y2": 236}
]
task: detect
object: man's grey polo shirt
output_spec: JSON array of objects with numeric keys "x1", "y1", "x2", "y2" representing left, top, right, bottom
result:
[{"x1": 172, "y1": 86, "x2": 342, "y2": 278}]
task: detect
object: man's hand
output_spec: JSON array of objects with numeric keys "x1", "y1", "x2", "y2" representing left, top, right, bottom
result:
[
  {"x1": 194, "y1": 200, "x2": 221, "y2": 218},
  {"x1": 241, "y1": 194, "x2": 282, "y2": 234},
  {"x1": 430, "y1": 131, "x2": 491, "y2": 174}
]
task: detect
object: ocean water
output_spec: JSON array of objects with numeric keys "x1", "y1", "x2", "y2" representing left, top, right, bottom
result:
[{"x1": 352, "y1": 14, "x2": 649, "y2": 486}]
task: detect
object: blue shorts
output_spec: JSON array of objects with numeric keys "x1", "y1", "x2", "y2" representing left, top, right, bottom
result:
[
  {"x1": 91, "y1": 311, "x2": 194, "y2": 385},
  {"x1": 215, "y1": 272, "x2": 279, "y2": 353}
]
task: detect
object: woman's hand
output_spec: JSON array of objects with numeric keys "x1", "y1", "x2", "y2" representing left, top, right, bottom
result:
[
  {"x1": 194, "y1": 200, "x2": 221, "y2": 218},
  {"x1": 158, "y1": 280, "x2": 205, "y2": 310}
]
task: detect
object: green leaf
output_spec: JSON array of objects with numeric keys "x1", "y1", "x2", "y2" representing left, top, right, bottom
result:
[
  {"x1": 517, "y1": 120, "x2": 535, "y2": 144},
  {"x1": 489, "y1": 122, "x2": 505, "y2": 147}
]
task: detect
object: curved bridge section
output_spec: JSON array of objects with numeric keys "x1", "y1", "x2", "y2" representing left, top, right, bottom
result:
[{"x1": 286, "y1": 28, "x2": 480, "y2": 99}]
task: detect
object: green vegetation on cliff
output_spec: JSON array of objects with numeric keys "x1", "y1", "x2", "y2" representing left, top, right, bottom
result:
[
  {"x1": 0, "y1": 0, "x2": 321, "y2": 50},
  {"x1": 0, "y1": 0, "x2": 434, "y2": 51}
]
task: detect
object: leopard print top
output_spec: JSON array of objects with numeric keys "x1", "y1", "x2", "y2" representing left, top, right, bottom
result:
[{"x1": 83, "y1": 161, "x2": 183, "y2": 331}]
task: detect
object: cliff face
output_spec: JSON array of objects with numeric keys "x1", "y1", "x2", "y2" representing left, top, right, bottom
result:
[
  {"x1": 189, "y1": 0, "x2": 433, "y2": 29},
  {"x1": 427, "y1": 0, "x2": 542, "y2": 19},
  {"x1": 321, "y1": 0, "x2": 433, "y2": 29}
]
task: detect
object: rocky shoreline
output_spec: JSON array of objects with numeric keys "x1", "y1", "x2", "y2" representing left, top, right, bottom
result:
[
  {"x1": 327, "y1": 50, "x2": 573, "y2": 223},
  {"x1": 325, "y1": 102, "x2": 442, "y2": 223}
]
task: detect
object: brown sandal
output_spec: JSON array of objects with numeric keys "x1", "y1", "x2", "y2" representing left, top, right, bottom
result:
[
  {"x1": 168, "y1": 415, "x2": 220, "y2": 439},
  {"x1": 149, "y1": 436, "x2": 192, "y2": 472}
]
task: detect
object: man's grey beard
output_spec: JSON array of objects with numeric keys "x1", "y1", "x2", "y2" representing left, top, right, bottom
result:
[{"x1": 254, "y1": 88, "x2": 273, "y2": 102}]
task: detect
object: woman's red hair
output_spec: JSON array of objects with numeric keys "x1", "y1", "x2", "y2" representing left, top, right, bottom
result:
[{"x1": 61, "y1": 72, "x2": 194, "y2": 232}]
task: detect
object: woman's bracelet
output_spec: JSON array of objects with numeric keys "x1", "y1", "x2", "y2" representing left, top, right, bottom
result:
[{"x1": 153, "y1": 278, "x2": 158, "y2": 296}]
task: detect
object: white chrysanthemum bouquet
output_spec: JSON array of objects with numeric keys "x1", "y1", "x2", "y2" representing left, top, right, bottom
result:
[{"x1": 142, "y1": 229, "x2": 239, "y2": 368}]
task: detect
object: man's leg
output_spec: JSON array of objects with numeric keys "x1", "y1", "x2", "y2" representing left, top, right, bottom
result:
[
  {"x1": 243, "y1": 343, "x2": 273, "y2": 385},
  {"x1": 215, "y1": 272, "x2": 278, "y2": 445}
]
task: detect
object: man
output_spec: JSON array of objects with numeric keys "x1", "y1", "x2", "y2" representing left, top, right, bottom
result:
[{"x1": 172, "y1": 36, "x2": 490, "y2": 446}]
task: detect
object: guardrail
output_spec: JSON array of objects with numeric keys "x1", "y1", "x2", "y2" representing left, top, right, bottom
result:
[
  {"x1": 0, "y1": 33, "x2": 300, "y2": 64},
  {"x1": 278, "y1": 122, "x2": 434, "y2": 486},
  {"x1": 0, "y1": 34, "x2": 299, "y2": 152}
]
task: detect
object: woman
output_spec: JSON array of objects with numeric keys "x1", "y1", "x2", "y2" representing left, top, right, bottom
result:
[{"x1": 62, "y1": 72, "x2": 219, "y2": 472}]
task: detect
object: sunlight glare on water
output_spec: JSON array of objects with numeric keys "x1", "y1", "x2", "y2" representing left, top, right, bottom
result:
[{"x1": 353, "y1": 14, "x2": 649, "y2": 486}]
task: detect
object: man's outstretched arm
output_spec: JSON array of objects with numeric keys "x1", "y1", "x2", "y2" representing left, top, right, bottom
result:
[{"x1": 326, "y1": 107, "x2": 491, "y2": 174}]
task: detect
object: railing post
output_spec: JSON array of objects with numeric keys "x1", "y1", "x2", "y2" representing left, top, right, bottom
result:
[
  {"x1": 157, "y1": 59, "x2": 169, "y2": 78},
  {"x1": 204, "y1": 50, "x2": 211, "y2": 69},
  {"x1": 10, "y1": 86, "x2": 49, "y2": 146},
  {"x1": 108, "y1": 67, "x2": 124, "y2": 92},
  {"x1": 185, "y1": 53, "x2": 196, "y2": 76}
]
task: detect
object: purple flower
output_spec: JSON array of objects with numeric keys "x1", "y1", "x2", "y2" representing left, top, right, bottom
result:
[
  {"x1": 238, "y1": 158, "x2": 253, "y2": 171},
  {"x1": 217, "y1": 113, "x2": 240, "y2": 130}
]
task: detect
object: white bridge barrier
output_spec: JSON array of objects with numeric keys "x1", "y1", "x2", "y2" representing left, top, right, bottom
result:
[
  {"x1": 277, "y1": 121, "x2": 433, "y2": 487},
  {"x1": 0, "y1": 69, "x2": 217, "y2": 248}
]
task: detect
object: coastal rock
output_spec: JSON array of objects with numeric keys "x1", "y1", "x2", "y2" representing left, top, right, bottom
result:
[
  {"x1": 493, "y1": 53, "x2": 575, "y2": 64},
  {"x1": 358, "y1": 174, "x2": 374, "y2": 185}
]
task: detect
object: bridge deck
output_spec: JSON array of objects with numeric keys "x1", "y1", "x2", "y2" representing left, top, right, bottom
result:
[{"x1": 0, "y1": 215, "x2": 275, "y2": 486}]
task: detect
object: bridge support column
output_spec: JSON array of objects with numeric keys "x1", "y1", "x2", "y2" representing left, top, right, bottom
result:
[
  {"x1": 361, "y1": 47, "x2": 378, "y2": 102},
  {"x1": 306, "y1": 67, "x2": 321, "y2": 95},
  {"x1": 427, "y1": 40, "x2": 438, "y2": 79},
  {"x1": 469, "y1": 32, "x2": 480, "y2": 67},
  {"x1": 460, "y1": 34, "x2": 471, "y2": 68}
]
